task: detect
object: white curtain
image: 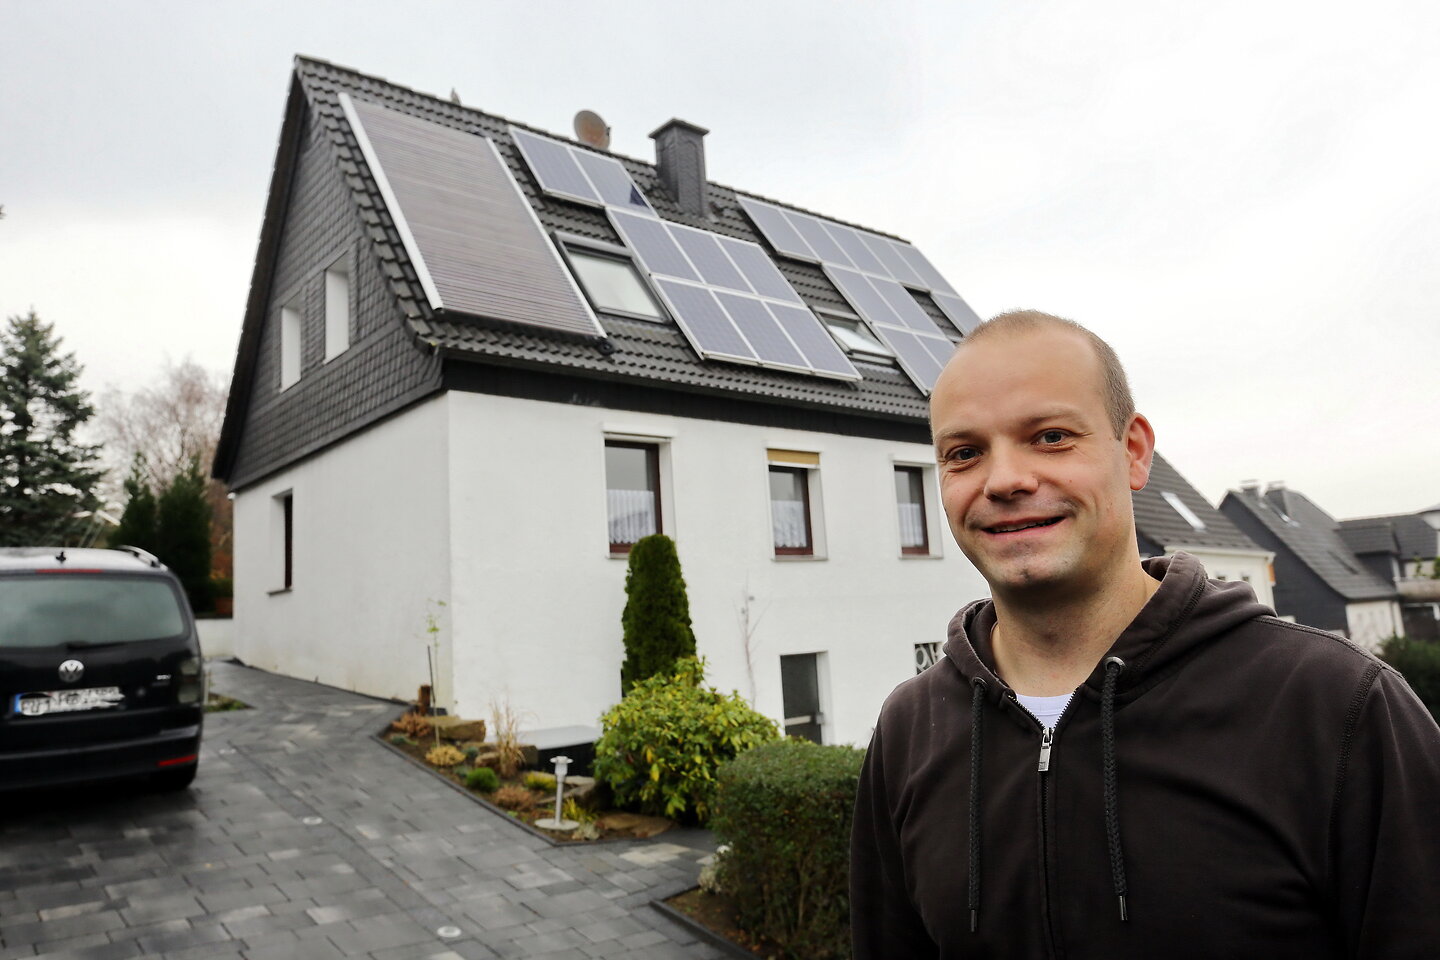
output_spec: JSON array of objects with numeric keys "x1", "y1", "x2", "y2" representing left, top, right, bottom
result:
[
  {"x1": 608, "y1": 488, "x2": 656, "y2": 545},
  {"x1": 897, "y1": 502, "x2": 926, "y2": 547},
  {"x1": 771, "y1": 499, "x2": 809, "y2": 548}
]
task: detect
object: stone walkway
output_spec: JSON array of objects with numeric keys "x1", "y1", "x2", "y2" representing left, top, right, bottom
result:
[{"x1": 0, "y1": 662, "x2": 727, "y2": 960}]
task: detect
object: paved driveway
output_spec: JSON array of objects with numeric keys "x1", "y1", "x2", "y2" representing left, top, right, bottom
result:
[{"x1": 0, "y1": 662, "x2": 725, "y2": 960}]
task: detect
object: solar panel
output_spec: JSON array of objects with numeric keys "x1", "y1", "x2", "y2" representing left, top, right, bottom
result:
[
  {"x1": 341, "y1": 95, "x2": 605, "y2": 340},
  {"x1": 614, "y1": 209, "x2": 858, "y2": 382},
  {"x1": 737, "y1": 195, "x2": 978, "y2": 394},
  {"x1": 509, "y1": 126, "x2": 655, "y2": 216}
]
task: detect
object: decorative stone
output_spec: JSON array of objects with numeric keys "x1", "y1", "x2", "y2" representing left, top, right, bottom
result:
[
  {"x1": 595, "y1": 811, "x2": 673, "y2": 838},
  {"x1": 562, "y1": 775, "x2": 596, "y2": 804},
  {"x1": 430, "y1": 716, "x2": 487, "y2": 742}
]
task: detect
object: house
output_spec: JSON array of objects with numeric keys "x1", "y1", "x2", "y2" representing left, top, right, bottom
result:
[
  {"x1": 1219, "y1": 483, "x2": 1403, "y2": 649},
  {"x1": 214, "y1": 57, "x2": 1266, "y2": 749},
  {"x1": 1338, "y1": 510, "x2": 1440, "y2": 641},
  {"x1": 1132, "y1": 453, "x2": 1274, "y2": 608},
  {"x1": 213, "y1": 56, "x2": 1001, "y2": 748}
]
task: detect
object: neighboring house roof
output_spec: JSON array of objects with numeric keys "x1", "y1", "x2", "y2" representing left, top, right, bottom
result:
[
  {"x1": 1222, "y1": 487, "x2": 1396, "y2": 602},
  {"x1": 1132, "y1": 453, "x2": 1262, "y2": 553},
  {"x1": 1339, "y1": 513, "x2": 1439, "y2": 561}
]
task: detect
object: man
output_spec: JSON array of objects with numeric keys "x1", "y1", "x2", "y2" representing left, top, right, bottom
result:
[{"x1": 851, "y1": 311, "x2": 1440, "y2": 958}]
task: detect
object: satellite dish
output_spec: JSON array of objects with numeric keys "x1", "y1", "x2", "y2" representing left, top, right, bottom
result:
[{"x1": 574, "y1": 110, "x2": 611, "y2": 150}]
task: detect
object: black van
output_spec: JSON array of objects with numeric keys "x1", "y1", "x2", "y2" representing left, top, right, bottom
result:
[{"x1": 0, "y1": 546, "x2": 203, "y2": 792}]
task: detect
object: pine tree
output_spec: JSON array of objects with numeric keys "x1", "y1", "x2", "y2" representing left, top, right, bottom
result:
[
  {"x1": 155, "y1": 455, "x2": 212, "y2": 612},
  {"x1": 112, "y1": 454, "x2": 159, "y2": 555},
  {"x1": 620, "y1": 534, "x2": 697, "y2": 693},
  {"x1": 0, "y1": 310, "x2": 104, "y2": 546}
]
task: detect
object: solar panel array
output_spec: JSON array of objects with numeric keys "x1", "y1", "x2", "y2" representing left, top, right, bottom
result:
[
  {"x1": 608, "y1": 209, "x2": 860, "y2": 381},
  {"x1": 509, "y1": 127, "x2": 656, "y2": 217},
  {"x1": 739, "y1": 197, "x2": 983, "y2": 392}
]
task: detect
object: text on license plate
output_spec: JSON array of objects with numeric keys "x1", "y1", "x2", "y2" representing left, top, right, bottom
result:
[{"x1": 13, "y1": 687, "x2": 124, "y2": 716}]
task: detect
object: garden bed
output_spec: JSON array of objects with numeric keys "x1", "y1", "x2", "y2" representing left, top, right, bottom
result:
[
  {"x1": 657, "y1": 888, "x2": 780, "y2": 959},
  {"x1": 204, "y1": 692, "x2": 249, "y2": 713},
  {"x1": 375, "y1": 730, "x2": 675, "y2": 844}
]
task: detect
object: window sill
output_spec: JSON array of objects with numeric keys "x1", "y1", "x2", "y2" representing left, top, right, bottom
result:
[
  {"x1": 772, "y1": 554, "x2": 827, "y2": 562},
  {"x1": 267, "y1": 587, "x2": 293, "y2": 596},
  {"x1": 899, "y1": 552, "x2": 943, "y2": 560}
]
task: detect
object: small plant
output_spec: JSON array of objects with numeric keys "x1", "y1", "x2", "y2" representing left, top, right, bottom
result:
[
  {"x1": 388, "y1": 733, "x2": 412, "y2": 746},
  {"x1": 594, "y1": 657, "x2": 780, "y2": 823},
  {"x1": 523, "y1": 772, "x2": 557, "y2": 792},
  {"x1": 492, "y1": 784, "x2": 537, "y2": 811},
  {"x1": 466, "y1": 766, "x2": 500, "y2": 792},
  {"x1": 462, "y1": 744, "x2": 480, "y2": 760},
  {"x1": 391, "y1": 712, "x2": 431, "y2": 740},
  {"x1": 425, "y1": 744, "x2": 466, "y2": 767},
  {"x1": 562, "y1": 797, "x2": 596, "y2": 824},
  {"x1": 421, "y1": 599, "x2": 446, "y2": 745},
  {"x1": 490, "y1": 698, "x2": 528, "y2": 780}
]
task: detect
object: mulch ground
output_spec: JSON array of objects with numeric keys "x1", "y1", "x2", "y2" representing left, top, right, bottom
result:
[{"x1": 665, "y1": 888, "x2": 784, "y2": 958}]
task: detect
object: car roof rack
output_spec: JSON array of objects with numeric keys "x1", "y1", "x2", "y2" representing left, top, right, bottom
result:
[{"x1": 114, "y1": 545, "x2": 162, "y2": 568}]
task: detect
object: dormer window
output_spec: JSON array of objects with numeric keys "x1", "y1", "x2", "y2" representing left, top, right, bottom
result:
[{"x1": 1162, "y1": 491, "x2": 1207, "y2": 531}]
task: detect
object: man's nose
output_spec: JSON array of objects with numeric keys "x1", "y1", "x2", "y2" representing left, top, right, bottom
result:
[{"x1": 984, "y1": 446, "x2": 1039, "y2": 500}]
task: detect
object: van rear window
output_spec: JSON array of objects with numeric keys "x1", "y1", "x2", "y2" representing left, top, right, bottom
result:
[{"x1": 0, "y1": 576, "x2": 186, "y2": 648}]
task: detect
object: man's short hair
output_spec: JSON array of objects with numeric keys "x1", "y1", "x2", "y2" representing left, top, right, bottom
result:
[{"x1": 961, "y1": 310, "x2": 1135, "y2": 438}]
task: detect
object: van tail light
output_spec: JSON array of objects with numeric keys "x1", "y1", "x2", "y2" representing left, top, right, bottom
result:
[
  {"x1": 157, "y1": 754, "x2": 197, "y2": 767},
  {"x1": 177, "y1": 656, "x2": 203, "y2": 705}
]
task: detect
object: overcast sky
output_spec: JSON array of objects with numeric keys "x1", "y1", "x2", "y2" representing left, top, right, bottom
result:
[{"x1": 2, "y1": 0, "x2": 1436, "y2": 519}]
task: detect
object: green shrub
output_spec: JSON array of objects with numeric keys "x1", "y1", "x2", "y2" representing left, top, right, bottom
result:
[
  {"x1": 711, "y1": 739, "x2": 866, "y2": 960},
  {"x1": 1379, "y1": 636, "x2": 1440, "y2": 720},
  {"x1": 466, "y1": 766, "x2": 500, "y2": 792},
  {"x1": 620, "y1": 535, "x2": 696, "y2": 692},
  {"x1": 594, "y1": 657, "x2": 779, "y2": 824},
  {"x1": 524, "y1": 772, "x2": 557, "y2": 792},
  {"x1": 388, "y1": 733, "x2": 411, "y2": 746}
]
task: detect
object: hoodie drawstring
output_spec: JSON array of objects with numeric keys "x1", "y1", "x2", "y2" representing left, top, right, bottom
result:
[
  {"x1": 1101, "y1": 656, "x2": 1129, "y2": 921},
  {"x1": 968, "y1": 676, "x2": 986, "y2": 933}
]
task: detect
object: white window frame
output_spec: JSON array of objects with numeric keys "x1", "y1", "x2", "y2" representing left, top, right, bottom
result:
[
  {"x1": 269, "y1": 490, "x2": 294, "y2": 593},
  {"x1": 280, "y1": 302, "x2": 302, "y2": 390},
  {"x1": 767, "y1": 449, "x2": 827, "y2": 561},
  {"x1": 892, "y1": 458, "x2": 944, "y2": 558},
  {"x1": 603, "y1": 428, "x2": 674, "y2": 558},
  {"x1": 324, "y1": 256, "x2": 352, "y2": 361}
]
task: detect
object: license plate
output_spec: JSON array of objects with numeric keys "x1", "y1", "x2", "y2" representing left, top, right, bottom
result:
[{"x1": 13, "y1": 687, "x2": 124, "y2": 717}]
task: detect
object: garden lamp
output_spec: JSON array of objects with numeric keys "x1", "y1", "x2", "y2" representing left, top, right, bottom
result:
[{"x1": 536, "y1": 755, "x2": 579, "y2": 832}]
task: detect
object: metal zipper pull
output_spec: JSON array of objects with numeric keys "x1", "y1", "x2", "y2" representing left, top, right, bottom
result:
[{"x1": 1037, "y1": 727, "x2": 1055, "y2": 772}]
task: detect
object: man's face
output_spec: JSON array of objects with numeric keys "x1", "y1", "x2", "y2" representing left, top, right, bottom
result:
[{"x1": 930, "y1": 327, "x2": 1153, "y2": 600}]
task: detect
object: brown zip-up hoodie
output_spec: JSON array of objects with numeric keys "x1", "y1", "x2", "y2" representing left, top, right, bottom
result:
[{"x1": 852, "y1": 553, "x2": 1440, "y2": 958}]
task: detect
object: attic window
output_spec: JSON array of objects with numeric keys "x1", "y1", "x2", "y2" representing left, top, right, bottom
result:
[
  {"x1": 565, "y1": 247, "x2": 665, "y2": 321},
  {"x1": 1162, "y1": 491, "x2": 1207, "y2": 531},
  {"x1": 820, "y1": 313, "x2": 894, "y2": 362},
  {"x1": 324, "y1": 260, "x2": 351, "y2": 361}
]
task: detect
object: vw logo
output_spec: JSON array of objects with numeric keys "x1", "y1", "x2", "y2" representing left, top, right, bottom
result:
[{"x1": 58, "y1": 659, "x2": 84, "y2": 683}]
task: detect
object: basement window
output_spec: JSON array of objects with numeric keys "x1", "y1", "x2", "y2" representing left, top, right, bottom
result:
[{"x1": 565, "y1": 247, "x2": 665, "y2": 321}]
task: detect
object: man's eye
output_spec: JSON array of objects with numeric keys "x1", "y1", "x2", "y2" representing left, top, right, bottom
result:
[
  {"x1": 1039, "y1": 430, "x2": 1067, "y2": 444},
  {"x1": 949, "y1": 447, "x2": 979, "y2": 462}
]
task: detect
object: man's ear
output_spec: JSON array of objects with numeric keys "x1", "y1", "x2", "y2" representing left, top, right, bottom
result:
[{"x1": 1125, "y1": 413, "x2": 1156, "y2": 492}]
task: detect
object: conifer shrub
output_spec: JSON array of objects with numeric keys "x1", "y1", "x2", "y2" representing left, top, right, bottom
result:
[
  {"x1": 711, "y1": 738, "x2": 866, "y2": 960},
  {"x1": 1379, "y1": 636, "x2": 1440, "y2": 720},
  {"x1": 465, "y1": 766, "x2": 500, "y2": 792},
  {"x1": 619, "y1": 535, "x2": 696, "y2": 692},
  {"x1": 523, "y1": 772, "x2": 557, "y2": 792},
  {"x1": 155, "y1": 456, "x2": 213, "y2": 612},
  {"x1": 594, "y1": 657, "x2": 778, "y2": 824}
]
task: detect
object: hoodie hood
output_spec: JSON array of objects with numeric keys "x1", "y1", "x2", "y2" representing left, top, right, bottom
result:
[{"x1": 942, "y1": 552, "x2": 1274, "y2": 710}]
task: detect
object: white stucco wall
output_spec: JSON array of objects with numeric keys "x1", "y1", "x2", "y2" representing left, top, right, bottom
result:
[
  {"x1": 232, "y1": 394, "x2": 452, "y2": 703},
  {"x1": 1345, "y1": 599, "x2": 1404, "y2": 651},
  {"x1": 1167, "y1": 545, "x2": 1276, "y2": 610},
  {"x1": 442, "y1": 391, "x2": 988, "y2": 748}
]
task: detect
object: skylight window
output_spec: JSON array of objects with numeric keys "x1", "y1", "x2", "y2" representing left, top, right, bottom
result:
[
  {"x1": 1162, "y1": 491, "x2": 1207, "y2": 531},
  {"x1": 565, "y1": 248, "x2": 665, "y2": 321},
  {"x1": 821, "y1": 314, "x2": 894, "y2": 360}
]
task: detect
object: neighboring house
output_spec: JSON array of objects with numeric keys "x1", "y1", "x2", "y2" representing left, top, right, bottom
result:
[
  {"x1": 1339, "y1": 511, "x2": 1440, "y2": 641},
  {"x1": 214, "y1": 57, "x2": 998, "y2": 748},
  {"x1": 1132, "y1": 453, "x2": 1274, "y2": 608},
  {"x1": 1219, "y1": 483, "x2": 1403, "y2": 649}
]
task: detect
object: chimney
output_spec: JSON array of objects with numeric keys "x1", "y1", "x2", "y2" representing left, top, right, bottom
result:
[
  {"x1": 650, "y1": 118, "x2": 709, "y2": 217},
  {"x1": 1239, "y1": 479, "x2": 1261, "y2": 494}
]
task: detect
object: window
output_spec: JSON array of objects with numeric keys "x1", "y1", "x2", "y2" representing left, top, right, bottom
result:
[
  {"x1": 820, "y1": 313, "x2": 893, "y2": 361},
  {"x1": 915, "y1": 641, "x2": 943, "y2": 675},
  {"x1": 271, "y1": 491, "x2": 294, "y2": 591},
  {"x1": 324, "y1": 261, "x2": 351, "y2": 360},
  {"x1": 280, "y1": 304, "x2": 301, "y2": 390},
  {"x1": 566, "y1": 247, "x2": 665, "y2": 320},
  {"x1": 605, "y1": 441, "x2": 661, "y2": 553},
  {"x1": 769, "y1": 466, "x2": 813, "y2": 556},
  {"x1": 895, "y1": 466, "x2": 929, "y2": 555},
  {"x1": 780, "y1": 653, "x2": 824, "y2": 743},
  {"x1": 1161, "y1": 491, "x2": 1206, "y2": 531}
]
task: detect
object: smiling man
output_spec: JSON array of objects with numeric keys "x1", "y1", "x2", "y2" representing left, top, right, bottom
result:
[{"x1": 850, "y1": 311, "x2": 1440, "y2": 958}]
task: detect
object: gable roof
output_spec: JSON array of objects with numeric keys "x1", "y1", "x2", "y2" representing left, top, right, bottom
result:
[
  {"x1": 1221, "y1": 486, "x2": 1396, "y2": 602},
  {"x1": 1131, "y1": 453, "x2": 1261, "y2": 553},
  {"x1": 1339, "y1": 513, "x2": 1439, "y2": 561}
]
